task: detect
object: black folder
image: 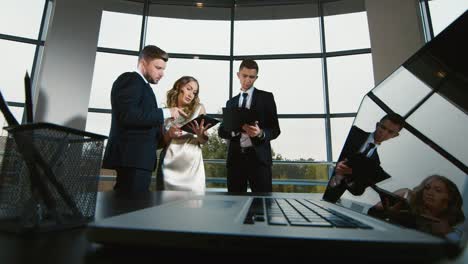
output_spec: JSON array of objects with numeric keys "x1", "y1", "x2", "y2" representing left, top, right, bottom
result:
[
  {"x1": 180, "y1": 114, "x2": 220, "y2": 134},
  {"x1": 371, "y1": 185, "x2": 409, "y2": 209},
  {"x1": 222, "y1": 107, "x2": 257, "y2": 132}
]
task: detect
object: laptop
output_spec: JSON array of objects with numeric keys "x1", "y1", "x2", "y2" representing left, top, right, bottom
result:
[{"x1": 87, "y1": 11, "x2": 468, "y2": 261}]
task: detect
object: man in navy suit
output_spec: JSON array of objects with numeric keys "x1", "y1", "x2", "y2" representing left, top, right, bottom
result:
[
  {"x1": 218, "y1": 59, "x2": 281, "y2": 192},
  {"x1": 102, "y1": 45, "x2": 187, "y2": 194},
  {"x1": 323, "y1": 113, "x2": 405, "y2": 202}
]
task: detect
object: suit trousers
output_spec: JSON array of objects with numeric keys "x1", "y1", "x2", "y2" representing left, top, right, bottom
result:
[
  {"x1": 114, "y1": 167, "x2": 152, "y2": 194},
  {"x1": 227, "y1": 149, "x2": 272, "y2": 193}
]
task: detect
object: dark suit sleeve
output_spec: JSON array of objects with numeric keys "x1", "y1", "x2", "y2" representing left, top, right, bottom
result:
[
  {"x1": 251, "y1": 92, "x2": 280, "y2": 145},
  {"x1": 113, "y1": 74, "x2": 164, "y2": 127}
]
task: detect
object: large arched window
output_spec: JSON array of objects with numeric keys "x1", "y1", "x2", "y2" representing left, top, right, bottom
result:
[
  {"x1": 420, "y1": 0, "x2": 467, "y2": 40},
  {"x1": 0, "y1": 0, "x2": 51, "y2": 133},
  {"x1": 88, "y1": 0, "x2": 374, "y2": 192}
]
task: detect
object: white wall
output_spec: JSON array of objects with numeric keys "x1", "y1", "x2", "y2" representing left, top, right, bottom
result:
[
  {"x1": 366, "y1": 0, "x2": 425, "y2": 85},
  {"x1": 34, "y1": 0, "x2": 103, "y2": 130}
]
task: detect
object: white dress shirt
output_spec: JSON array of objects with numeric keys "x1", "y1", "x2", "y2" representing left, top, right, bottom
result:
[
  {"x1": 238, "y1": 87, "x2": 254, "y2": 148},
  {"x1": 359, "y1": 132, "x2": 379, "y2": 157}
]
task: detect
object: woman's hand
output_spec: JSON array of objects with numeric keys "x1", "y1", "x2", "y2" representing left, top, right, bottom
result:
[
  {"x1": 167, "y1": 126, "x2": 182, "y2": 139},
  {"x1": 188, "y1": 119, "x2": 211, "y2": 143},
  {"x1": 419, "y1": 216, "x2": 452, "y2": 236}
]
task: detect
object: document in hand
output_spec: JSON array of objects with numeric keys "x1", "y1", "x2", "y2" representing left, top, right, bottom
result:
[
  {"x1": 180, "y1": 114, "x2": 220, "y2": 134},
  {"x1": 222, "y1": 107, "x2": 257, "y2": 132}
]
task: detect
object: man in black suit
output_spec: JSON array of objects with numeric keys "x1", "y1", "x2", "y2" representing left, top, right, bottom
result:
[
  {"x1": 218, "y1": 59, "x2": 281, "y2": 192},
  {"x1": 102, "y1": 45, "x2": 187, "y2": 194},
  {"x1": 323, "y1": 113, "x2": 405, "y2": 202}
]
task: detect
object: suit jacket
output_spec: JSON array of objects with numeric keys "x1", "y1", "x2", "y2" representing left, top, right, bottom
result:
[
  {"x1": 336, "y1": 125, "x2": 390, "y2": 195},
  {"x1": 338, "y1": 126, "x2": 380, "y2": 165},
  {"x1": 102, "y1": 72, "x2": 164, "y2": 171},
  {"x1": 218, "y1": 88, "x2": 280, "y2": 167}
]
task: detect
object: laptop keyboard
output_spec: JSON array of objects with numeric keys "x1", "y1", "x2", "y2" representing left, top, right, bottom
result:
[{"x1": 244, "y1": 198, "x2": 372, "y2": 229}]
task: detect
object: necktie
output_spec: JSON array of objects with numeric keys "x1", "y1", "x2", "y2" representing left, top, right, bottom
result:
[
  {"x1": 241, "y1": 93, "x2": 248, "y2": 109},
  {"x1": 362, "y1": 143, "x2": 375, "y2": 157}
]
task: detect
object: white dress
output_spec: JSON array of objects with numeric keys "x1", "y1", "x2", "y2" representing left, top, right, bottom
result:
[{"x1": 160, "y1": 105, "x2": 205, "y2": 193}]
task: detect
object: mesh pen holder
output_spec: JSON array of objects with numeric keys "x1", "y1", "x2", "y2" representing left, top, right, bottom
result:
[{"x1": 0, "y1": 123, "x2": 106, "y2": 232}]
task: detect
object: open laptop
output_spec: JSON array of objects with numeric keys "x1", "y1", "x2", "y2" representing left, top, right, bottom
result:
[{"x1": 87, "y1": 11, "x2": 468, "y2": 261}]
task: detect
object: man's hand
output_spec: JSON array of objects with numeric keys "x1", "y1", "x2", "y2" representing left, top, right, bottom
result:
[
  {"x1": 242, "y1": 121, "x2": 262, "y2": 138},
  {"x1": 169, "y1": 107, "x2": 188, "y2": 120},
  {"x1": 335, "y1": 160, "x2": 353, "y2": 175}
]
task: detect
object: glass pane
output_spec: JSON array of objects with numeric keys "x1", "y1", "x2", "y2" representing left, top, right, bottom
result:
[
  {"x1": 429, "y1": 0, "x2": 468, "y2": 36},
  {"x1": 339, "y1": 94, "x2": 467, "y2": 223},
  {"x1": 273, "y1": 183, "x2": 327, "y2": 193},
  {"x1": 147, "y1": 6, "x2": 230, "y2": 55},
  {"x1": 330, "y1": 117, "x2": 354, "y2": 161},
  {"x1": 272, "y1": 162, "x2": 331, "y2": 192},
  {"x1": 98, "y1": 11, "x2": 142, "y2": 50},
  {"x1": 352, "y1": 96, "x2": 386, "y2": 132},
  {"x1": 85, "y1": 112, "x2": 111, "y2": 138},
  {"x1": 341, "y1": 128, "x2": 467, "y2": 216},
  {"x1": 0, "y1": 107, "x2": 24, "y2": 136},
  {"x1": 372, "y1": 67, "x2": 432, "y2": 116},
  {"x1": 205, "y1": 163, "x2": 227, "y2": 188},
  {"x1": 202, "y1": 127, "x2": 226, "y2": 159},
  {"x1": 407, "y1": 93, "x2": 468, "y2": 164},
  {"x1": 89, "y1": 52, "x2": 137, "y2": 109},
  {"x1": 204, "y1": 162, "x2": 331, "y2": 193},
  {"x1": 156, "y1": 58, "x2": 229, "y2": 114},
  {"x1": 234, "y1": 5, "x2": 320, "y2": 55},
  {"x1": 0, "y1": 0, "x2": 44, "y2": 39},
  {"x1": 271, "y1": 118, "x2": 326, "y2": 161},
  {"x1": 323, "y1": 11, "x2": 370, "y2": 52},
  {"x1": 233, "y1": 59, "x2": 324, "y2": 114},
  {"x1": 0, "y1": 40, "x2": 36, "y2": 103},
  {"x1": 328, "y1": 53, "x2": 374, "y2": 113}
]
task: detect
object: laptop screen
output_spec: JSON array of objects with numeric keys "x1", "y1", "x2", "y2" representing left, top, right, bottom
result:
[{"x1": 322, "y1": 11, "x2": 467, "y2": 244}]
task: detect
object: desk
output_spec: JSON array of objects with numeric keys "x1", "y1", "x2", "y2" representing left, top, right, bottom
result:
[{"x1": 0, "y1": 191, "x2": 467, "y2": 263}]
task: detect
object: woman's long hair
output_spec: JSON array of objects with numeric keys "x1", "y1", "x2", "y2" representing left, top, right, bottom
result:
[
  {"x1": 410, "y1": 174, "x2": 465, "y2": 227},
  {"x1": 166, "y1": 76, "x2": 200, "y2": 118}
]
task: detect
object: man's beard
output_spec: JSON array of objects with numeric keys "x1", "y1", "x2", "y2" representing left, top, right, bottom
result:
[{"x1": 145, "y1": 73, "x2": 158, "y2": 85}]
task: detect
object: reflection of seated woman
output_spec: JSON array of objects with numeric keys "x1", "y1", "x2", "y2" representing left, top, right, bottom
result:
[
  {"x1": 156, "y1": 76, "x2": 211, "y2": 193},
  {"x1": 369, "y1": 175, "x2": 465, "y2": 238}
]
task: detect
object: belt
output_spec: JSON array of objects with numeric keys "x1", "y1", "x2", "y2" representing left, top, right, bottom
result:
[{"x1": 240, "y1": 146, "x2": 255, "y2": 154}]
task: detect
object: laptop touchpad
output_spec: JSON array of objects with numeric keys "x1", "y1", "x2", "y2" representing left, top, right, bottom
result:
[{"x1": 182, "y1": 199, "x2": 238, "y2": 209}]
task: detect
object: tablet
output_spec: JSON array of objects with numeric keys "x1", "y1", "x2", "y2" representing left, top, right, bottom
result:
[
  {"x1": 180, "y1": 114, "x2": 220, "y2": 134},
  {"x1": 371, "y1": 185, "x2": 410, "y2": 209}
]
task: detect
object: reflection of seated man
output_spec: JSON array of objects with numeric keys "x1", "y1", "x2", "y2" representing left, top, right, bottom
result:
[
  {"x1": 323, "y1": 113, "x2": 405, "y2": 202},
  {"x1": 368, "y1": 175, "x2": 465, "y2": 240}
]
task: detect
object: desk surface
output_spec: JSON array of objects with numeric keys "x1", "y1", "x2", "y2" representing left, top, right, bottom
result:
[{"x1": 0, "y1": 191, "x2": 467, "y2": 263}]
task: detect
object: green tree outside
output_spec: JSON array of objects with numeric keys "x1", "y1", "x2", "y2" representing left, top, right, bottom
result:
[{"x1": 202, "y1": 129, "x2": 330, "y2": 193}]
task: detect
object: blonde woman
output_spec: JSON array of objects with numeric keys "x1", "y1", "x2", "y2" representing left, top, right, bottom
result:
[
  {"x1": 156, "y1": 76, "x2": 211, "y2": 193},
  {"x1": 370, "y1": 175, "x2": 465, "y2": 238}
]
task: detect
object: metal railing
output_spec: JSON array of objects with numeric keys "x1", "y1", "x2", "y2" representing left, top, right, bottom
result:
[{"x1": 98, "y1": 159, "x2": 334, "y2": 189}]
